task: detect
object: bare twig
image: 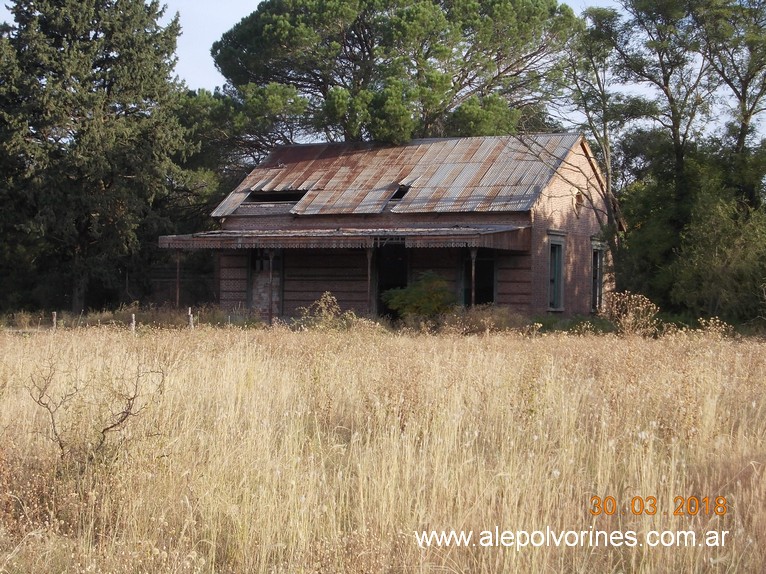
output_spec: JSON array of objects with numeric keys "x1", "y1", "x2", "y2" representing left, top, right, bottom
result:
[
  {"x1": 27, "y1": 362, "x2": 165, "y2": 465},
  {"x1": 27, "y1": 364, "x2": 80, "y2": 458}
]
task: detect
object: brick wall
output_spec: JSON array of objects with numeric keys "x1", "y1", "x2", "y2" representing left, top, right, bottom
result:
[
  {"x1": 282, "y1": 249, "x2": 369, "y2": 317},
  {"x1": 530, "y1": 143, "x2": 608, "y2": 316},
  {"x1": 496, "y1": 252, "x2": 533, "y2": 312},
  {"x1": 219, "y1": 252, "x2": 248, "y2": 310}
]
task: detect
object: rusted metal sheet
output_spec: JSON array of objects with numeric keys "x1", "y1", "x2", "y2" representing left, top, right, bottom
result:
[
  {"x1": 392, "y1": 134, "x2": 578, "y2": 213},
  {"x1": 210, "y1": 175, "x2": 257, "y2": 218},
  {"x1": 158, "y1": 225, "x2": 529, "y2": 252},
  {"x1": 211, "y1": 134, "x2": 581, "y2": 217}
]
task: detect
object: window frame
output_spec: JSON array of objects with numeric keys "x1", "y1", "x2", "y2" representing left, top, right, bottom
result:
[
  {"x1": 548, "y1": 233, "x2": 565, "y2": 311},
  {"x1": 591, "y1": 241, "x2": 606, "y2": 313}
]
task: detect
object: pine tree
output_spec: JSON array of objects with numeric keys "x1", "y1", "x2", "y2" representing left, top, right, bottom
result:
[
  {"x1": 211, "y1": 0, "x2": 576, "y2": 143},
  {"x1": 0, "y1": 0, "x2": 190, "y2": 312}
]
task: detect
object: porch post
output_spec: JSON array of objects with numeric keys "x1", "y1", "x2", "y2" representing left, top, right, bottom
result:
[
  {"x1": 268, "y1": 249, "x2": 275, "y2": 325},
  {"x1": 366, "y1": 247, "x2": 374, "y2": 315},
  {"x1": 470, "y1": 247, "x2": 478, "y2": 308}
]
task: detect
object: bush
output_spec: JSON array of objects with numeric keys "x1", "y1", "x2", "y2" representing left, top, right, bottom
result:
[
  {"x1": 601, "y1": 291, "x2": 660, "y2": 337},
  {"x1": 381, "y1": 271, "x2": 456, "y2": 320},
  {"x1": 292, "y1": 292, "x2": 379, "y2": 331}
]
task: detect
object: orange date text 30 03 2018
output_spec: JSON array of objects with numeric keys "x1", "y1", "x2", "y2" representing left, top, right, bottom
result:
[{"x1": 589, "y1": 495, "x2": 728, "y2": 517}]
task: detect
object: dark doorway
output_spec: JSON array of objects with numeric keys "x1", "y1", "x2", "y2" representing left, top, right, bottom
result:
[
  {"x1": 377, "y1": 244, "x2": 408, "y2": 316},
  {"x1": 463, "y1": 249, "x2": 495, "y2": 306}
]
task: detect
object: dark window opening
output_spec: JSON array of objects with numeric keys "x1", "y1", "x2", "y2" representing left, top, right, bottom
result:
[
  {"x1": 390, "y1": 184, "x2": 410, "y2": 201},
  {"x1": 549, "y1": 242, "x2": 563, "y2": 310},
  {"x1": 464, "y1": 249, "x2": 495, "y2": 306},
  {"x1": 245, "y1": 190, "x2": 308, "y2": 203},
  {"x1": 377, "y1": 244, "x2": 408, "y2": 317},
  {"x1": 251, "y1": 249, "x2": 282, "y2": 273},
  {"x1": 592, "y1": 248, "x2": 604, "y2": 312}
]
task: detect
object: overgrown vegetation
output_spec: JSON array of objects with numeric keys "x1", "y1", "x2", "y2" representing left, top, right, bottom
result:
[
  {"x1": 381, "y1": 271, "x2": 457, "y2": 321},
  {"x1": 292, "y1": 291, "x2": 379, "y2": 331},
  {"x1": 26, "y1": 360, "x2": 164, "y2": 466},
  {"x1": 0, "y1": 325, "x2": 764, "y2": 573},
  {"x1": 0, "y1": 304, "x2": 264, "y2": 330},
  {"x1": 3, "y1": 288, "x2": 758, "y2": 338}
]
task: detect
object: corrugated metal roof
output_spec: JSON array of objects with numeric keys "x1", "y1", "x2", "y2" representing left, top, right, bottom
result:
[{"x1": 212, "y1": 134, "x2": 582, "y2": 217}]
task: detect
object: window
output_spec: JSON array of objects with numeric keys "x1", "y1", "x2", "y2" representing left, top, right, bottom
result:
[
  {"x1": 549, "y1": 240, "x2": 564, "y2": 310},
  {"x1": 592, "y1": 247, "x2": 605, "y2": 312},
  {"x1": 251, "y1": 250, "x2": 266, "y2": 272}
]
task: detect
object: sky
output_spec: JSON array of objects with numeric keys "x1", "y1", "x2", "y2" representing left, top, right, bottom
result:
[{"x1": 161, "y1": 1, "x2": 256, "y2": 90}]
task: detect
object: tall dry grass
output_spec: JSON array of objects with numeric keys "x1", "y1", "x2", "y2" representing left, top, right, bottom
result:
[{"x1": 0, "y1": 325, "x2": 764, "y2": 573}]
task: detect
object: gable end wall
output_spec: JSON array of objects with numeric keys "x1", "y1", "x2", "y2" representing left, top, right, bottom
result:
[{"x1": 530, "y1": 144, "x2": 607, "y2": 316}]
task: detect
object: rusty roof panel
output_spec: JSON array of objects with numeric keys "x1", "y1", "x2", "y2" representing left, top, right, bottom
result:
[
  {"x1": 470, "y1": 137, "x2": 501, "y2": 163},
  {"x1": 213, "y1": 134, "x2": 582, "y2": 217},
  {"x1": 211, "y1": 176, "x2": 254, "y2": 217}
]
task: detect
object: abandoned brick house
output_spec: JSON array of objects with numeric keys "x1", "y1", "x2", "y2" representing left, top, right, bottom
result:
[{"x1": 159, "y1": 133, "x2": 612, "y2": 320}]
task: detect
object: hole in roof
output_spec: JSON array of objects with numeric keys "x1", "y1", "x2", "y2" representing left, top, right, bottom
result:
[
  {"x1": 245, "y1": 190, "x2": 308, "y2": 203},
  {"x1": 390, "y1": 184, "x2": 410, "y2": 201}
]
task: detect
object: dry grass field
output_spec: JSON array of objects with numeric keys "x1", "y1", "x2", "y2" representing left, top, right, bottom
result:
[{"x1": 0, "y1": 321, "x2": 764, "y2": 573}]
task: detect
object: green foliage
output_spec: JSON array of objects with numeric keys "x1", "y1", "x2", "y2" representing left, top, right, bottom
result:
[
  {"x1": 211, "y1": 0, "x2": 576, "y2": 142},
  {"x1": 600, "y1": 0, "x2": 711, "y2": 214},
  {"x1": 615, "y1": 129, "x2": 683, "y2": 305},
  {"x1": 573, "y1": 0, "x2": 766, "y2": 323},
  {"x1": 692, "y1": 0, "x2": 766, "y2": 204},
  {"x1": 616, "y1": 126, "x2": 766, "y2": 322},
  {"x1": 233, "y1": 83, "x2": 309, "y2": 156},
  {"x1": 172, "y1": 82, "x2": 308, "y2": 219},
  {"x1": 381, "y1": 271, "x2": 456, "y2": 319},
  {"x1": 321, "y1": 87, "x2": 373, "y2": 141},
  {"x1": 673, "y1": 197, "x2": 766, "y2": 322},
  {"x1": 0, "y1": 0, "x2": 193, "y2": 312},
  {"x1": 447, "y1": 95, "x2": 522, "y2": 137},
  {"x1": 561, "y1": 7, "x2": 658, "y2": 260},
  {"x1": 368, "y1": 79, "x2": 417, "y2": 144}
]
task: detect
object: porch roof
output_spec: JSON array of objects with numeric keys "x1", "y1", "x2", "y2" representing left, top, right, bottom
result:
[{"x1": 159, "y1": 224, "x2": 530, "y2": 251}]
